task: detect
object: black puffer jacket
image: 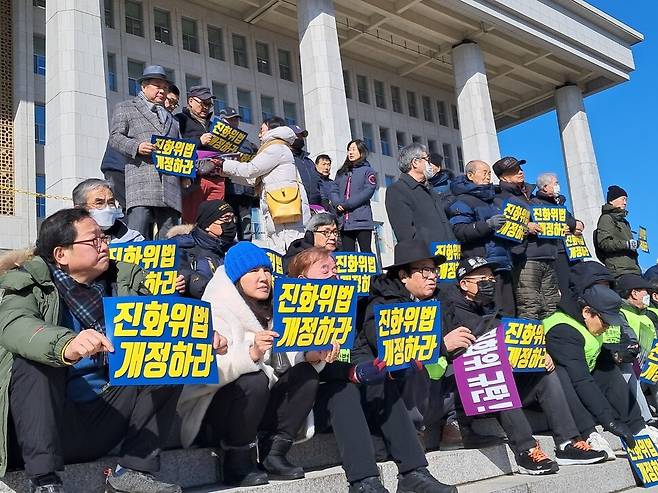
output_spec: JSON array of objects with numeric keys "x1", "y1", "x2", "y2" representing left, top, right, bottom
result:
[{"x1": 528, "y1": 191, "x2": 577, "y2": 261}]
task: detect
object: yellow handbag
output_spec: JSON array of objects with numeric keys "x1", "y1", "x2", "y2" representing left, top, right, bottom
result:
[{"x1": 266, "y1": 186, "x2": 302, "y2": 224}]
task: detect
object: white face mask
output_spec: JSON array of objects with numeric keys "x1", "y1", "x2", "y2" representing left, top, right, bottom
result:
[
  {"x1": 423, "y1": 162, "x2": 436, "y2": 180},
  {"x1": 643, "y1": 294, "x2": 651, "y2": 308},
  {"x1": 89, "y1": 206, "x2": 123, "y2": 230},
  {"x1": 553, "y1": 184, "x2": 561, "y2": 197}
]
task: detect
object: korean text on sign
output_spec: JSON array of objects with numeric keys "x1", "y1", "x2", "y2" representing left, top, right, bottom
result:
[
  {"x1": 104, "y1": 296, "x2": 219, "y2": 386},
  {"x1": 531, "y1": 206, "x2": 568, "y2": 239},
  {"x1": 640, "y1": 339, "x2": 658, "y2": 385},
  {"x1": 453, "y1": 327, "x2": 522, "y2": 416},
  {"x1": 623, "y1": 435, "x2": 658, "y2": 487},
  {"x1": 273, "y1": 278, "x2": 357, "y2": 352},
  {"x1": 503, "y1": 318, "x2": 546, "y2": 372},
  {"x1": 639, "y1": 226, "x2": 650, "y2": 253},
  {"x1": 495, "y1": 200, "x2": 530, "y2": 243},
  {"x1": 333, "y1": 252, "x2": 381, "y2": 296},
  {"x1": 208, "y1": 118, "x2": 248, "y2": 154},
  {"x1": 264, "y1": 249, "x2": 284, "y2": 276},
  {"x1": 564, "y1": 234, "x2": 591, "y2": 261},
  {"x1": 375, "y1": 301, "x2": 441, "y2": 371},
  {"x1": 151, "y1": 136, "x2": 197, "y2": 178},
  {"x1": 109, "y1": 241, "x2": 179, "y2": 296},
  {"x1": 429, "y1": 242, "x2": 461, "y2": 282}
]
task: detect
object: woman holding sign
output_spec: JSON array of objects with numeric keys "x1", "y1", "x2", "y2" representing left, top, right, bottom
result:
[{"x1": 177, "y1": 242, "x2": 333, "y2": 487}]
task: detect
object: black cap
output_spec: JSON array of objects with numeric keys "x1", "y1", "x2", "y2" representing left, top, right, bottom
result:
[
  {"x1": 219, "y1": 107, "x2": 240, "y2": 119},
  {"x1": 582, "y1": 284, "x2": 625, "y2": 327},
  {"x1": 457, "y1": 257, "x2": 499, "y2": 280},
  {"x1": 289, "y1": 124, "x2": 308, "y2": 137},
  {"x1": 385, "y1": 239, "x2": 445, "y2": 271},
  {"x1": 138, "y1": 65, "x2": 169, "y2": 83},
  {"x1": 188, "y1": 86, "x2": 215, "y2": 101},
  {"x1": 607, "y1": 185, "x2": 628, "y2": 203},
  {"x1": 616, "y1": 273, "x2": 653, "y2": 294},
  {"x1": 429, "y1": 152, "x2": 444, "y2": 167},
  {"x1": 493, "y1": 156, "x2": 526, "y2": 178},
  {"x1": 196, "y1": 200, "x2": 234, "y2": 229}
]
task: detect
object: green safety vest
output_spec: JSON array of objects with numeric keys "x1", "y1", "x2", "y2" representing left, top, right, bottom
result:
[
  {"x1": 543, "y1": 311, "x2": 603, "y2": 372},
  {"x1": 602, "y1": 325, "x2": 621, "y2": 344},
  {"x1": 620, "y1": 306, "x2": 656, "y2": 352},
  {"x1": 648, "y1": 306, "x2": 658, "y2": 320}
]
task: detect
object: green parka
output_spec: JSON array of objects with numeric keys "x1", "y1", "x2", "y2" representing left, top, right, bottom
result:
[{"x1": 594, "y1": 203, "x2": 641, "y2": 277}]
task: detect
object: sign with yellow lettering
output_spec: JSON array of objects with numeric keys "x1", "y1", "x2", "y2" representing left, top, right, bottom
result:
[
  {"x1": 151, "y1": 136, "x2": 197, "y2": 178},
  {"x1": 640, "y1": 339, "x2": 658, "y2": 385},
  {"x1": 333, "y1": 252, "x2": 381, "y2": 296},
  {"x1": 104, "y1": 296, "x2": 219, "y2": 385},
  {"x1": 264, "y1": 249, "x2": 284, "y2": 277},
  {"x1": 623, "y1": 435, "x2": 658, "y2": 487},
  {"x1": 208, "y1": 118, "x2": 248, "y2": 154},
  {"x1": 503, "y1": 318, "x2": 546, "y2": 372},
  {"x1": 109, "y1": 241, "x2": 179, "y2": 296},
  {"x1": 640, "y1": 226, "x2": 650, "y2": 254},
  {"x1": 531, "y1": 205, "x2": 568, "y2": 239},
  {"x1": 273, "y1": 279, "x2": 357, "y2": 352},
  {"x1": 564, "y1": 234, "x2": 591, "y2": 261},
  {"x1": 429, "y1": 242, "x2": 461, "y2": 282},
  {"x1": 495, "y1": 200, "x2": 530, "y2": 243},
  {"x1": 376, "y1": 301, "x2": 441, "y2": 371}
]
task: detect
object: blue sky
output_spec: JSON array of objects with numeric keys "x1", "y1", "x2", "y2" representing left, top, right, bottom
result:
[{"x1": 498, "y1": 1, "x2": 657, "y2": 270}]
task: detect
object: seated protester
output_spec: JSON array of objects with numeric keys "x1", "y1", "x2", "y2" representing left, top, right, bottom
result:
[
  {"x1": 283, "y1": 213, "x2": 339, "y2": 273},
  {"x1": 315, "y1": 154, "x2": 338, "y2": 213},
  {"x1": 177, "y1": 242, "x2": 329, "y2": 486},
  {"x1": 171, "y1": 200, "x2": 237, "y2": 299},
  {"x1": 72, "y1": 178, "x2": 144, "y2": 243},
  {"x1": 0, "y1": 209, "x2": 182, "y2": 493},
  {"x1": 442, "y1": 257, "x2": 606, "y2": 471}
]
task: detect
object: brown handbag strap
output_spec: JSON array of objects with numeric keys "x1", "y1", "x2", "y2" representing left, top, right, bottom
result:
[{"x1": 256, "y1": 138, "x2": 290, "y2": 156}]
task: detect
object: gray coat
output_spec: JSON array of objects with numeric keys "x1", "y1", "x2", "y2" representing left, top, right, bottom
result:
[{"x1": 109, "y1": 96, "x2": 182, "y2": 213}]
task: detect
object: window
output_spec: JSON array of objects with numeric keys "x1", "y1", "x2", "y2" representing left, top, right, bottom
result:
[
  {"x1": 361, "y1": 122, "x2": 374, "y2": 153},
  {"x1": 185, "y1": 74, "x2": 201, "y2": 92},
  {"x1": 422, "y1": 96, "x2": 433, "y2": 122},
  {"x1": 107, "y1": 53, "x2": 117, "y2": 92},
  {"x1": 153, "y1": 9, "x2": 172, "y2": 45},
  {"x1": 163, "y1": 68, "x2": 175, "y2": 83},
  {"x1": 349, "y1": 118, "x2": 356, "y2": 138},
  {"x1": 104, "y1": 0, "x2": 115, "y2": 28},
  {"x1": 256, "y1": 42, "x2": 271, "y2": 75},
  {"x1": 283, "y1": 101, "x2": 297, "y2": 126},
  {"x1": 124, "y1": 0, "x2": 144, "y2": 37},
  {"x1": 127, "y1": 59, "x2": 144, "y2": 96},
  {"x1": 442, "y1": 143, "x2": 453, "y2": 169},
  {"x1": 212, "y1": 82, "x2": 227, "y2": 114},
  {"x1": 33, "y1": 0, "x2": 46, "y2": 8},
  {"x1": 232, "y1": 34, "x2": 249, "y2": 68},
  {"x1": 237, "y1": 89, "x2": 252, "y2": 123},
  {"x1": 33, "y1": 35, "x2": 45, "y2": 76},
  {"x1": 407, "y1": 90, "x2": 417, "y2": 118},
  {"x1": 379, "y1": 127, "x2": 391, "y2": 157},
  {"x1": 374, "y1": 80, "x2": 386, "y2": 109},
  {"x1": 457, "y1": 146, "x2": 464, "y2": 172},
  {"x1": 395, "y1": 131, "x2": 406, "y2": 150},
  {"x1": 391, "y1": 86, "x2": 402, "y2": 113},
  {"x1": 343, "y1": 70, "x2": 352, "y2": 99},
  {"x1": 36, "y1": 175, "x2": 46, "y2": 218},
  {"x1": 34, "y1": 103, "x2": 46, "y2": 145},
  {"x1": 437, "y1": 101, "x2": 448, "y2": 126},
  {"x1": 207, "y1": 26, "x2": 225, "y2": 61},
  {"x1": 451, "y1": 104, "x2": 460, "y2": 129},
  {"x1": 412, "y1": 135, "x2": 422, "y2": 144},
  {"x1": 356, "y1": 75, "x2": 369, "y2": 104},
  {"x1": 182, "y1": 18, "x2": 199, "y2": 53},
  {"x1": 278, "y1": 49, "x2": 293, "y2": 81},
  {"x1": 261, "y1": 95, "x2": 275, "y2": 121},
  {"x1": 427, "y1": 139, "x2": 437, "y2": 154}
]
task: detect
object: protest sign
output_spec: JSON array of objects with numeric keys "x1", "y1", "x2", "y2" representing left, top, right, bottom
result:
[
  {"x1": 375, "y1": 301, "x2": 442, "y2": 371},
  {"x1": 564, "y1": 234, "x2": 591, "y2": 261},
  {"x1": 151, "y1": 136, "x2": 197, "y2": 178},
  {"x1": 531, "y1": 205, "x2": 568, "y2": 239},
  {"x1": 208, "y1": 118, "x2": 248, "y2": 154},
  {"x1": 104, "y1": 296, "x2": 219, "y2": 386},
  {"x1": 273, "y1": 278, "x2": 357, "y2": 352},
  {"x1": 264, "y1": 249, "x2": 285, "y2": 276},
  {"x1": 503, "y1": 318, "x2": 546, "y2": 372},
  {"x1": 623, "y1": 435, "x2": 658, "y2": 487},
  {"x1": 495, "y1": 200, "x2": 530, "y2": 243},
  {"x1": 429, "y1": 242, "x2": 461, "y2": 282},
  {"x1": 640, "y1": 227, "x2": 650, "y2": 253},
  {"x1": 640, "y1": 339, "x2": 658, "y2": 385},
  {"x1": 453, "y1": 326, "x2": 522, "y2": 416},
  {"x1": 333, "y1": 252, "x2": 381, "y2": 296},
  {"x1": 109, "y1": 241, "x2": 179, "y2": 296}
]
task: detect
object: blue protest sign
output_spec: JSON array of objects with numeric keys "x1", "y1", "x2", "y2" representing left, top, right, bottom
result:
[
  {"x1": 333, "y1": 251, "x2": 381, "y2": 296},
  {"x1": 151, "y1": 135, "x2": 197, "y2": 178}
]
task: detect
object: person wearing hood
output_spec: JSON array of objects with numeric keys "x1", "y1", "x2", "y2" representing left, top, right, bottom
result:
[
  {"x1": 218, "y1": 116, "x2": 310, "y2": 253},
  {"x1": 447, "y1": 160, "x2": 514, "y2": 315},
  {"x1": 385, "y1": 143, "x2": 456, "y2": 247},
  {"x1": 289, "y1": 125, "x2": 323, "y2": 207},
  {"x1": 427, "y1": 152, "x2": 453, "y2": 198},
  {"x1": 595, "y1": 185, "x2": 641, "y2": 277},
  {"x1": 172, "y1": 200, "x2": 237, "y2": 299},
  {"x1": 282, "y1": 213, "x2": 338, "y2": 273}
]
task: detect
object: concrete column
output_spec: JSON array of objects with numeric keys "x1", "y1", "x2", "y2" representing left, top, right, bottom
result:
[
  {"x1": 452, "y1": 41, "x2": 501, "y2": 167},
  {"x1": 555, "y1": 84, "x2": 604, "y2": 254},
  {"x1": 45, "y1": 0, "x2": 108, "y2": 213},
  {"x1": 297, "y1": 0, "x2": 351, "y2": 176}
]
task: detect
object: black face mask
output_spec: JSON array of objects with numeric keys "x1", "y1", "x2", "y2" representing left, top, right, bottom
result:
[
  {"x1": 292, "y1": 138, "x2": 305, "y2": 152},
  {"x1": 220, "y1": 222, "x2": 237, "y2": 243},
  {"x1": 474, "y1": 280, "x2": 496, "y2": 304}
]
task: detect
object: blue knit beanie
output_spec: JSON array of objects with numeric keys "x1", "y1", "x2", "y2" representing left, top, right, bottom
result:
[{"x1": 224, "y1": 241, "x2": 272, "y2": 283}]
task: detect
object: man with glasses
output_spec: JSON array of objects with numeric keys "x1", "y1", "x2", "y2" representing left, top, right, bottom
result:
[
  {"x1": 0, "y1": 208, "x2": 183, "y2": 493},
  {"x1": 385, "y1": 143, "x2": 455, "y2": 246},
  {"x1": 164, "y1": 84, "x2": 180, "y2": 114},
  {"x1": 283, "y1": 213, "x2": 339, "y2": 273}
]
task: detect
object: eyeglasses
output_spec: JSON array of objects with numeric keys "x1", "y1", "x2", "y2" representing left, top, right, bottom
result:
[
  {"x1": 315, "y1": 229, "x2": 339, "y2": 238},
  {"x1": 70, "y1": 235, "x2": 111, "y2": 252},
  {"x1": 86, "y1": 199, "x2": 118, "y2": 210},
  {"x1": 410, "y1": 267, "x2": 439, "y2": 279},
  {"x1": 415, "y1": 155, "x2": 430, "y2": 163},
  {"x1": 192, "y1": 97, "x2": 213, "y2": 108}
]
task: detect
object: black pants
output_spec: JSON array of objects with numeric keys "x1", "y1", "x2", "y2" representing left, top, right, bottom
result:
[
  {"x1": 103, "y1": 170, "x2": 126, "y2": 211},
  {"x1": 495, "y1": 270, "x2": 516, "y2": 317},
  {"x1": 127, "y1": 206, "x2": 180, "y2": 240},
  {"x1": 553, "y1": 251, "x2": 572, "y2": 298},
  {"x1": 9, "y1": 356, "x2": 181, "y2": 478},
  {"x1": 341, "y1": 230, "x2": 373, "y2": 253},
  {"x1": 591, "y1": 363, "x2": 645, "y2": 434},
  {"x1": 226, "y1": 193, "x2": 255, "y2": 242},
  {"x1": 554, "y1": 367, "x2": 597, "y2": 437}
]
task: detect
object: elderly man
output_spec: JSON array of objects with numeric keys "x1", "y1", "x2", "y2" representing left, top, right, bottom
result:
[
  {"x1": 283, "y1": 213, "x2": 339, "y2": 272},
  {"x1": 385, "y1": 143, "x2": 455, "y2": 245},
  {"x1": 109, "y1": 65, "x2": 182, "y2": 240}
]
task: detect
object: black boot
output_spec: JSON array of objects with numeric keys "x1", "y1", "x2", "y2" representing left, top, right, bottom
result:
[
  {"x1": 396, "y1": 468, "x2": 456, "y2": 493},
  {"x1": 222, "y1": 441, "x2": 269, "y2": 487},
  {"x1": 259, "y1": 434, "x2": 305, "y2": 480},
  {"x1": 349, "y1": 476, "x2": 390, "y2": 493}
]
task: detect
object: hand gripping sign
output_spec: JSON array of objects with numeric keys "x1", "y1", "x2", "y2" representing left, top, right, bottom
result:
[
  {"x1": 639, "y1": 226, "x2": 650, "y2": 254},
  {"x1": 333, "y1": 252, "x2": 381, "y2": 296},
  {"x1": 207, "y1": 118, "x2": 249, "y2": 154},
  {"x1": 273, "y1": 278, "x2": 358, "y2": 352},
  {"x1": 151, "y1": 136, "x2": 197, "y2": 178},
  {"x1": 622, "y1": 435, "x2": 658, "y2": 487},
  {"x1": 428, "y1": 242, "x2": 461, "y2": 283},
  {"x1": 530, "y1": 205, "x2": 568, "y2": 239},
  {"x1": 109, "y1": 240, "x2": 180, "y2": 296},
  {"x1": 104, "y1": 296, "x2": 219, "y2": 385},
  {"x1": 495, "y1": 200, "x2": 530, "y2": 243},
  {"x1": 502, "y1": 318, "x2": 546, "y2": 372},
  {"x1": 563, "y1": 234, "x2": 591, "y2": 261}
]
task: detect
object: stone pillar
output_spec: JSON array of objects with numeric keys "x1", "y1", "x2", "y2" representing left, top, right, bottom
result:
[
  {"x1": 452, "y1": 41, "x2": 500, "y2": 167},
  {"x1": 297, "y1": 0, "x2": 351, "y2": 176},
  {"x1": 45, "y1": 0, "x2": 108, "y2": 213},
  {"x1": 555, "y1": 84, "x2": 604, "y2": 255}
]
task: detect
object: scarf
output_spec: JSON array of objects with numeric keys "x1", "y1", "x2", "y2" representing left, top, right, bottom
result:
[{"x1": 139, "y1": 91, "x2": 170, "y2": 125}]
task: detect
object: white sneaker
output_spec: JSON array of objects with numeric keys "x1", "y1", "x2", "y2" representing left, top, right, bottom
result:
[{"x1": 586, "y1": 431, "x2": 616, "y2": 461}]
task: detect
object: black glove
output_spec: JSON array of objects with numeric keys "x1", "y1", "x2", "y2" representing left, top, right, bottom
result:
[
  {"x1": 627, "y1": 239, "x2": 639, "y2": 250},
  {"x1": 604, "y1": 421, "x2": 636, "y2": 448},
  {"x1": 612, "y1": 342, "x2": 640, "y2": 364},
  {"x1": 486, "y1": 214, "x2": 507, "y2": 230},
  {"x1": 349, "y1": 359, "x2": 387, "y2": 385}
]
